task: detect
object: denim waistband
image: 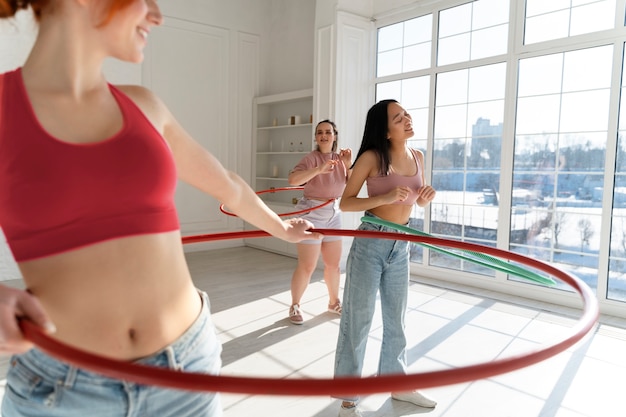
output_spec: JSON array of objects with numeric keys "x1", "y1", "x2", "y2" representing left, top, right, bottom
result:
[{"x1": 363, "y1": 211, "x2": 409, "y2": 231}]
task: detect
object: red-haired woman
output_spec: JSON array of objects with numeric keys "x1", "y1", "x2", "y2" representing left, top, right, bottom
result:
[{"x1": 0, "y1": 1, "x2": 320, "y2": 415}]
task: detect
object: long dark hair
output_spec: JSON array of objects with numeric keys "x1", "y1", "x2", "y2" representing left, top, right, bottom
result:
[
  {"x1": 352, "y1": 99, "x2": 397, "y2": 175},
  {"x1": 315, "y1": 119, "x2": 339, "y2": 152}
]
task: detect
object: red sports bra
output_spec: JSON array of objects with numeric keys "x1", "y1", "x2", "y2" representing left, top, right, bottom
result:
[{"x1": 0, "y1": 68, "x2": 180, "y2": 262}]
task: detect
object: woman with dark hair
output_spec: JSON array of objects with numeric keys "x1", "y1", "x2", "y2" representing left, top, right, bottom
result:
[
  {"x1": 0, "y1": 1, "x2": 319, "y2": 416},
  {"x1": 334, "y1": 100, "x2": 437, "y2": 417},
  {"x1": 287, "y1": 120, "x2": 351, "y2": 324}
]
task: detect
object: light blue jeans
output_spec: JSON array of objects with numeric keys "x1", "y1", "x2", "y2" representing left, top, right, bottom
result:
[
  {"x1": 2, "y1": 291, "x2": 223, "y2": 417},
  {"x1": 334, "y1": 212, "x2": 409, "y2": 402}
]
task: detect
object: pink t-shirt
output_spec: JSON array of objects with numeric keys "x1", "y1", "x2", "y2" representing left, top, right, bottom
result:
[
  {"x1": 366, "y1": 148, "x2": 423, "y2": 205},
  {"x1": 291, "y1": 151, "x2": 347, "y2": 199}
]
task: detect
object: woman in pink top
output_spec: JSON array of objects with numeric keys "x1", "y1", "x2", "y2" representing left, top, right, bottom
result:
[
  {"x1": 0, "y1": 1, "x2": 319, "y2": 416},
  {"x1": 287, "y1": 120, "x2": 352, "y2": 324},
  {"x1": 334, "y1": 100, "x2": 436, "y2": 417}
]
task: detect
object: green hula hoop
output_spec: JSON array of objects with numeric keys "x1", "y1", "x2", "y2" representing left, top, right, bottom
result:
[{"x1": 361, "y1": 216, "x2": 556, "y2": 286}]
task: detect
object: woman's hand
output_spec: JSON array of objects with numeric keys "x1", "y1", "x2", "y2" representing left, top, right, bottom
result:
[
  {"x1": 416, "y1": 185, "x2": 436, "y2": 206},
  {"x1": 385, "y1": 186, "x2": 412, "y2": 204},
  {"x1": 339, "y1": 148, "x2": 352, "y2": 168},
  {"x1": 318, "y1": 159, "x2": 339, "y2": 174},
  {"x1": 280, "y1": 218, "x2": 322, "y2": 243},
  {"x1": 0, "y1": 285, "x2": 56, "y2": 354}
]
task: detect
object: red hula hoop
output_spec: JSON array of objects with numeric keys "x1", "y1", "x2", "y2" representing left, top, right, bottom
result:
[
  {"x1": 21, "y1": 228, "x2": 599, "y2": 397},
  {"x1": 219, "y1": 186, "x2": 334, "y2": 217}
]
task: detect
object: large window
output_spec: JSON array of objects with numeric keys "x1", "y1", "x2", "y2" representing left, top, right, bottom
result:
[
  {"x1": 524, "y1": 0, "x2": 616, "y2": 44},
  {"x1": 377, "y1": 15, "x2": 432, "y2": 76},
  {"x1": 438, "y1": 0, "x2": 509, "y2": 65},
  {"x1": 430, "y1": 63, "x2": 506, "y2": 275},
  {"x1": 374, "y1": 0, "x2": 626, "y2": 310},
  {"x1": 512, "y1": 45, "x2": 612, "y2": 294}
]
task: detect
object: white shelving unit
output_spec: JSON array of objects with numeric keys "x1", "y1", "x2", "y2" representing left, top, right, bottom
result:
[{"x1": 245, "y1": 89, "x2": 314, "y2": 257}]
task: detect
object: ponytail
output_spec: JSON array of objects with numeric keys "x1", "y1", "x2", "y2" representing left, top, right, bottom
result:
[
  {"x1": 0, "y1": 0, "x2": 49, "y2": 20},
  {"x1": 0, "y1": 0, "x2": 134, "y2": 22}
]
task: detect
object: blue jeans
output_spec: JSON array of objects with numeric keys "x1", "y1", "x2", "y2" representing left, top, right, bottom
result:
[
  {"x1": 2, "y1": 291, "x2": 223, "y2": 417},
  {"x1": 334, "y1": 212, "x2": 409, "y2": 402}
]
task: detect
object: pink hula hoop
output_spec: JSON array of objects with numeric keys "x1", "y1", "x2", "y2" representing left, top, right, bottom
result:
[
  {"x1": 21, "y1": 228, "x2": 599, "y2": 396},
  {"x1": 219, "y1": 186, "x2": 334, "y2": 217}
]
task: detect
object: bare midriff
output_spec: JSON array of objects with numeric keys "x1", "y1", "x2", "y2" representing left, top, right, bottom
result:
[
  {"x1": 18, "y1": 231, "x2": 201, "y2": 361},
  {"x1": 368, "y1": 204, "x2": 414, "y2": 226}
]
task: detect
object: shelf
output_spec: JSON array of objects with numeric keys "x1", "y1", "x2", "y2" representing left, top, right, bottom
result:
[
  {"x1": 256, "y1": 152, "x2": 309, "y2": 155},
  {"x1": 255, "y1": 88, "x2": 313, "y2": 105},
  {"x1": 257, "y1": 123, "x2": 313, "y2": 130},
  {"x1": 248, "y1": 88, "x2": 313, "y2": 257}
]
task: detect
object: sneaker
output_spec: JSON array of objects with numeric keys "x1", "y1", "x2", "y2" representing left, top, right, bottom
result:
[
  {"x1": 328, "y1": 300, "x2": 342, "y2": 315},
  {"x1": 391, "y1": 391, "x2": 437, "y2": 408},
  {"x1": 289, "y1": 304, "x2": 304, "y2": 325},
  {"x1": 338, "y1": 404, "x2": 363, "y2": 417}
]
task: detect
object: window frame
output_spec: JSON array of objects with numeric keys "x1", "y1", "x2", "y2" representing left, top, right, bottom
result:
[{"x1": 371, "y1": 0, "x2": 626, "y2": 318}]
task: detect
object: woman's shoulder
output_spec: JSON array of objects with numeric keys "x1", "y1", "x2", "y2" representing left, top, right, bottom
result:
[
  {"x1": 353, "y1": 150, "x2": 381, "y2": 177},
  {"x1": 114, "y1": 84, "x2": 171, "y2": 132},
  {"x1": 410, "y1": 147, "x2": 424, "y2": 162},
  {"x1": 302, "y1": 150, "x2": 320, "y2": 159},
  {"x1": 359, "y1": 149, "x2": 378, "y2": 159},
  {"x1": 358, "y1": 149, "x2": 379, "y2": 165},
  {"x1": 114, "y1": 84, "x2": 160, "y2": 106}
]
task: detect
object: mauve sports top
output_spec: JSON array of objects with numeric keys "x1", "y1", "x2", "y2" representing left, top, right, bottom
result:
[
  {"x1": 366, "y1": 148, "x2": 423, "y2": 205},
  {"x1": 0, "y1": 68, "x2": 180, "y2": 262}
]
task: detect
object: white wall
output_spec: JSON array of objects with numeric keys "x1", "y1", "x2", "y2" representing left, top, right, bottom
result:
[
  {"x1": 148, "y1": 0, "x2": 315, "y2": 250},
  {"x1": 266, "y1": 0, "x2": 316, "y2": 94},
  {"x1": 154, "y1": 0, "x2": 316, "y2": 95}
]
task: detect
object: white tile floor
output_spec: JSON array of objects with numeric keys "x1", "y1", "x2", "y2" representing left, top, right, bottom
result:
[{"x1": 2, "y1": 246, "x2": 626, "y2": 417}]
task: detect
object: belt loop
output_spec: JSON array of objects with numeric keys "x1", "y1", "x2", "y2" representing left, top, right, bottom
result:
[
  {"x1": 63, "y1": 365, "x2": 78, "y2": 388},
  {"x1": 165, "y1": 346, "x2": 182, "y2": 371}
]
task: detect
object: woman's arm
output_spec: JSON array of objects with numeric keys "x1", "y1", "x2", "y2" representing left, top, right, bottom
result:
[
  {"x1": 121, "y1": 85, "x2": 321, "y2": 243},
  {"x1": 288, "y1": 152, "x2": 345, "y2": 186},
  {"x1": 287, "y1": 161, "x2": 330, "y2": 186}
]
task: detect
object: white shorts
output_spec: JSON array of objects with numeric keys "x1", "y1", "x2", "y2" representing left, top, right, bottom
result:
[{"x1": 295, "y1": 197, "x2": 342, "y2": 244}]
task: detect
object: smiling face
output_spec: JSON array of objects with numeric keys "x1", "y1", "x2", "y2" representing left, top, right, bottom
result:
[
  {"x1": 386, "y1": 101, "x2": 414, "y2": 145},
  {"x1": 98, "y1": 0, "x2": 163, "y2": 63},
  {"x1": 315, "y1": 121, "x2": 337, "y2": 153}
]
